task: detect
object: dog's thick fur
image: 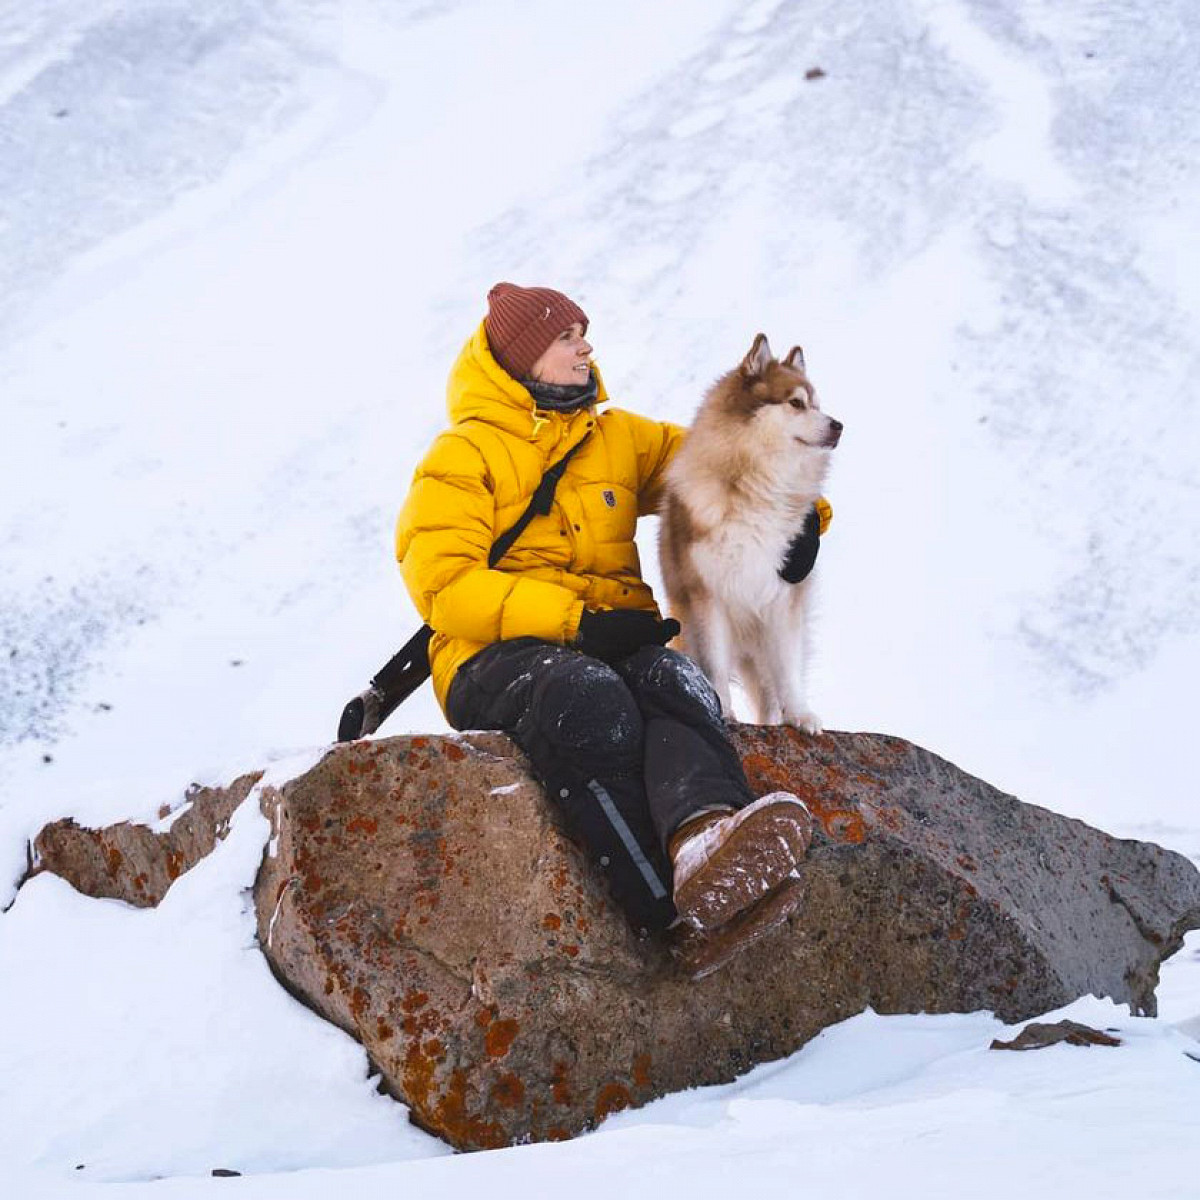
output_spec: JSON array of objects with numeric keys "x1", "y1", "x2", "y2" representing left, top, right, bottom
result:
[{"x1": 659, "y1": 334, "x2": 842, "y2": 730}]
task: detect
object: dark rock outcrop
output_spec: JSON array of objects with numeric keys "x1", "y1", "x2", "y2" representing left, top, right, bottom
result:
[
  {"x1": 253, "y1": 729, "x2": 1200, "y2": 1150},
  {"x1": 30, "y1": 729, "x2": 1200, "y2": 1151},
  {"x1": 32, "y1": 772, "x2": 262, "y2": 906}
]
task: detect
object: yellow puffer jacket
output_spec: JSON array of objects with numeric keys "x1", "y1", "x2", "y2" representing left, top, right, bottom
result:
[{"x1": 395, "y1": 321, "x2": 684, "y2": 714}]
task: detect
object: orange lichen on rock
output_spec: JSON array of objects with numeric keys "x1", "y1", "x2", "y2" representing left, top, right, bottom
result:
[
  {"x1": 631, "y1": 1053, "x2": 652, "y2": 1089},
  {"x1": 872, "y1": 806, "x2": 903, "y2": 832},
  {"x1": 740, "y1": 753, "x2": 791, "y2": 795},
  {"x1": 434, "y1": 1069, "x2": 506, "y2": 1150},
  {"x1": 485, "y1": 1018, "x2": 520, "y2": 1058},
  {"x1": 594, "y1": 1082, "x2": 631, "y2": 1120},
  {"x1": 402, "y1": 1041, "x2": 437, "y2": 1113},
  {"x1": 551, "y1": 1061, "x2": 572, "y2": 1105},
  {"x1": 491, "y1": 1072, "x2": 526, "y2": 1108},
  {"x1": 346, "y1": 815, "x2": 379, "y2": 836},
  {"x1": 825, "y1": 810, "x2": 867, "y2": 844},
  {"x1": 104, "y1": 842, "x2": 124, "y2": 875}
]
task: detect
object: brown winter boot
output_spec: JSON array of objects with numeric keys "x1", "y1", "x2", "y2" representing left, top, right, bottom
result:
[
  {"x1": 670, "y1": 792, "x2": 814, "y2": 932},
  {"x1": 670, "y1": 872, "x2": 806, "y2": 981}
]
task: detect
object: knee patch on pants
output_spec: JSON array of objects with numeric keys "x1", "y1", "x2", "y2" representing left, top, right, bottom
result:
[
  {"x1": 621, "y1": 646, "x2": 724, "y2": 725},
  {"x1": 524, "y1": 656, "x2": 644, "y2": 756}
]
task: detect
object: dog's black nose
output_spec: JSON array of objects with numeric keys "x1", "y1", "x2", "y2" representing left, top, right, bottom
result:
[{"x1": 830, "y1": 419, "x2": 844, "y2": 433}]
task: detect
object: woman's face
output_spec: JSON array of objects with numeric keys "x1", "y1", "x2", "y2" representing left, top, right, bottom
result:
[{"x1": 529, "y1": 323, "x2": 592, "y2": 386}]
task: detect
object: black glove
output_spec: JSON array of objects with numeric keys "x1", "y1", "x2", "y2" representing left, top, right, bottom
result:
[
  {"x1": 778, "y1": 506, "x2": 821, "y2": 583},
  {"x1": 575, "y1": 609, "x2": 681, "y2": 664}
]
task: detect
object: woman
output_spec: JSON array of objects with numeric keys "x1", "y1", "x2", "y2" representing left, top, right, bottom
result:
[{"x1": 395, "y1": 283, "x2": 814, "y2": 976}]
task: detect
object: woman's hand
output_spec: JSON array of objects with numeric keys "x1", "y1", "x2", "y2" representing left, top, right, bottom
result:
[{"x1": 575, "y1": 610, "x2": 681, "y2": 664}]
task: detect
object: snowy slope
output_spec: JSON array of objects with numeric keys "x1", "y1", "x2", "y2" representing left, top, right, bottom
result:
[{"x1": 1, "y1": 0, "x2": 1198, "y2": 1194}]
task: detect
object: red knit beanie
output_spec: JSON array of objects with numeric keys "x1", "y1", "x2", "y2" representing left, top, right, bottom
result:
[{"x1": 484, "y1": 283, "x2": 589, "y2": 380}]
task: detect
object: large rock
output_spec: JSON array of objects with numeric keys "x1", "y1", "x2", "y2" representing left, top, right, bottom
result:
[{"x1": 252, "y1": 728, "x2": 1200, "y2": 1150}]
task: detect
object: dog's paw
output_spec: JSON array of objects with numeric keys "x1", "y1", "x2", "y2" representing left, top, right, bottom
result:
[{"x1": 784, "y1": 709, "x2": 823, "y2": 735}]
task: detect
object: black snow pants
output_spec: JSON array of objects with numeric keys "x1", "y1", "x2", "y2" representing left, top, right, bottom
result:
[{"x1": 445, "y1": 638, "x2": 757, "y2": 937}]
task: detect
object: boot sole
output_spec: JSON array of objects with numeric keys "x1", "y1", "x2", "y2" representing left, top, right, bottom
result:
[
  {"x1": 673, "y1": 795, "x2": 813, "y2": 932},
  {"x1": 673, "y1": 874, "x2": 805, "y2": 981}
]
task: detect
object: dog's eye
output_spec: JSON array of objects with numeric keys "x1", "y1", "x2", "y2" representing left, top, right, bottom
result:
[{"x1": 789, "y1": 394, "x2": 807, "y2": 409}]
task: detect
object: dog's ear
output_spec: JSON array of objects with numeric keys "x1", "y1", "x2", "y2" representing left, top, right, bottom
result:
[
  {"x1": 783, "y1": 345, "x2": 806, "y2": 372},
  {"x1": 741, "y1": 333, "x2": 773, "y2": 378}
]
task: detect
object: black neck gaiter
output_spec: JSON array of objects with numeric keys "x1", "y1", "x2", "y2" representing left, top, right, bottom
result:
[{"x1": 524, "y1": 369, "x2": 599, "y2": 413}]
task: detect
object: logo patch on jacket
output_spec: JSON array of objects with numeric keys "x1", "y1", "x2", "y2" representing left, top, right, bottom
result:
[{"x1": 603, "y1": 489, "x2": 617, "y2": 508}]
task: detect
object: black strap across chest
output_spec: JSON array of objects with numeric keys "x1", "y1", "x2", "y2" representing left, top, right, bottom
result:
[{"x1": 488, "y1": 432, "x2": 590, "y2": 567}]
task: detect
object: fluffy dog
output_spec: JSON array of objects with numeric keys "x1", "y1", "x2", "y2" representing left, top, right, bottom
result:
[{"x1": 658, "y1": 334, "x2": 842, "y2": 730}]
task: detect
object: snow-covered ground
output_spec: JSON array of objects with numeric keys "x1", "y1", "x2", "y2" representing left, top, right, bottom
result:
[{"x1": 1, "y1": 0, "x2": 1198, "y2": 1195}]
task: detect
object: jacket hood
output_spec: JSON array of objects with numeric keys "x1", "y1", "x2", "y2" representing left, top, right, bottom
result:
[{"x1": 446, "y1": 320, "x2": 609, "y2": 439}]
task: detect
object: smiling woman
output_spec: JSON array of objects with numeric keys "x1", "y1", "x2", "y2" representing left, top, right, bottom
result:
[
  {"x1": 530, "y1": 323, "x2": 593, "y2": 385},
  {"x1": 391, "y1": 282, "x2": 817, "y2": 979}
]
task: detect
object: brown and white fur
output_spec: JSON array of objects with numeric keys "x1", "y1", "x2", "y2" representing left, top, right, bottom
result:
[{"x1": 659, "y1": 334, "x2": 842, "y2": 731}]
